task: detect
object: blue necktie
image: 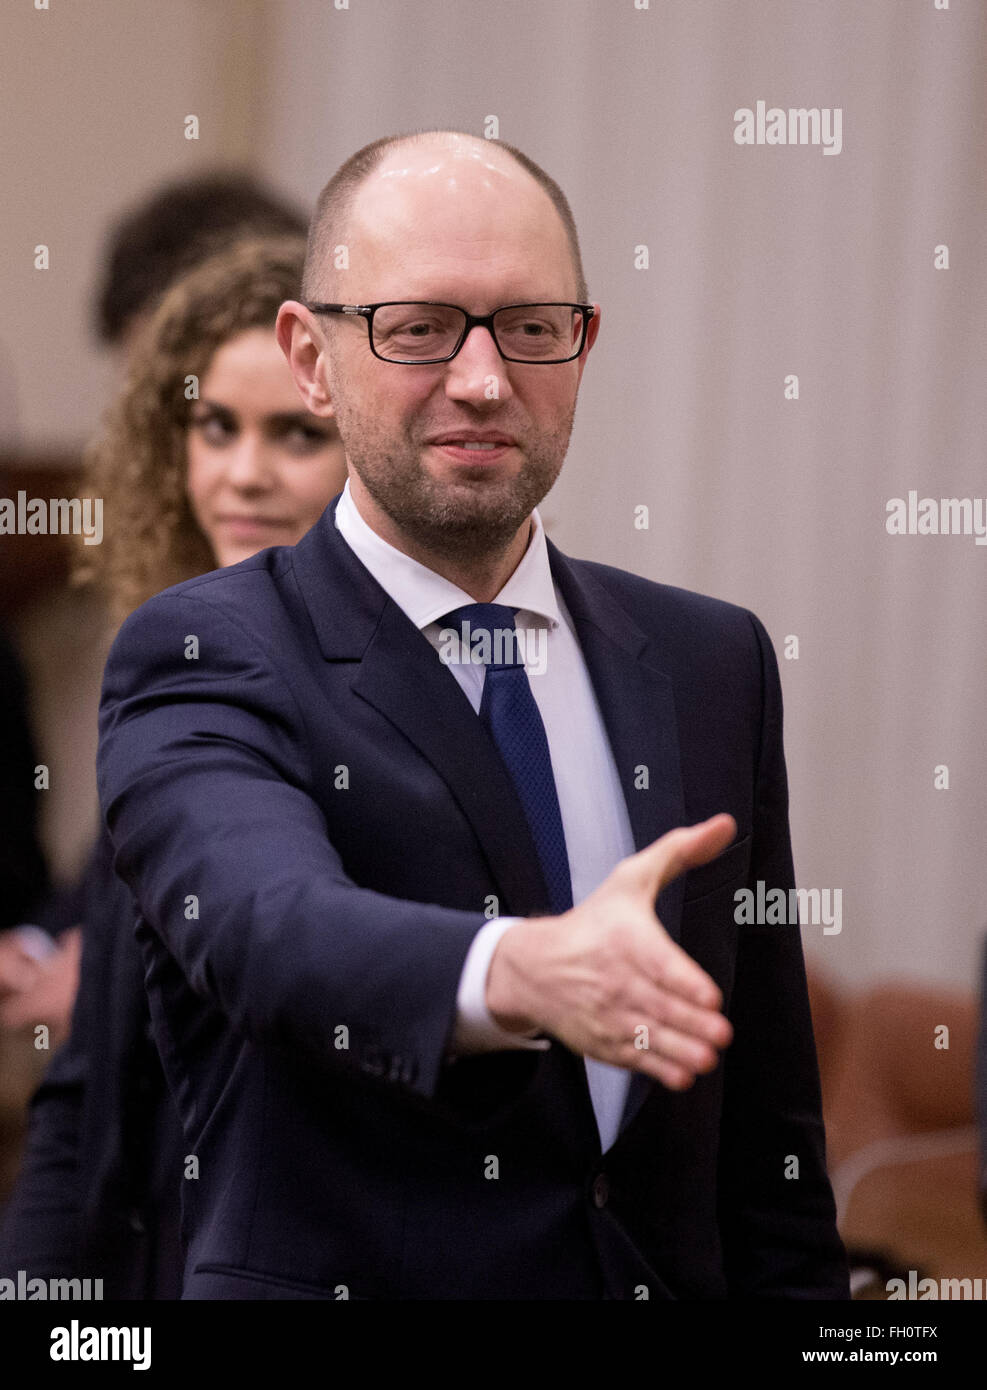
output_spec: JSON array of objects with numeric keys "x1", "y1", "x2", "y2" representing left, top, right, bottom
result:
[{"x1": 442, "y1": 603, "x2": 573, "y2": 916}]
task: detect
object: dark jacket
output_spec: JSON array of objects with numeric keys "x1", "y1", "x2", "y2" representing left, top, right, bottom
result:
[
  {"x1": 95, "y1": 496, "x2": 849, "y2": 1300},
  {"x1": 0, "y1": 829, "x2": 185, "y2": 1298}
]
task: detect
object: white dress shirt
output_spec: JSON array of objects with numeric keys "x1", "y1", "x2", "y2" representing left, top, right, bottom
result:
[{"x1": 334, "y1": 480, "x2": 637, "y2": 1151}]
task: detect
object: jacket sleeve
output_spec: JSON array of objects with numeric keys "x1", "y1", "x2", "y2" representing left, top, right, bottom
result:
[
  {"x1": 715, "y1": 611, "x2": 850, "y2": 1298},
  {"x1": 96, "y1": 588, "x2": 488, "y2": 1103}
]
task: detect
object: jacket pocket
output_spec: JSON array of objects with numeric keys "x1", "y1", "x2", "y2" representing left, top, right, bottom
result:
[{"x1": 681, "y1": 833, "x2": 752, "y2": 904}]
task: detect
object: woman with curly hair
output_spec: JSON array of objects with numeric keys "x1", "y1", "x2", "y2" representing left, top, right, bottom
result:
[
  {"x1": 78, "y1": 232, "x2": 345, "y2": 619},
  {"x1": 0, "y1": 234, "x2": 347, "y2": 1298}
]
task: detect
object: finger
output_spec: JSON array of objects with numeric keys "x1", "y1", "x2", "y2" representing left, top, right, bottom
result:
[
  {"x1": 601, "y1": 1010, "x2": 720, "y2": 1076},
  {"x1": 622, "y1": 814, "x2": 738, "y2": 901},
  {"x1": 647, "y1": 1023, "x2": 722, "y2": 1074},
  {"x1": 641, "y1": 932, "x2": 726, "y2": 1011},
  {"x1": 0, "y1": 956, "x2": 40, "y2": 997},
  {"x1": 640, "y1": 984, "x2": 734, "y2": 1049},
  {"x1": 630, "y1": 1051, "x2": 699, "y2": 1091},
  {"x1": 612, "y1": 952, "x2": 731, "y2": 1043},
  {"x1": 609, "y1": 995, "x2": 731, "y2": 1074}
]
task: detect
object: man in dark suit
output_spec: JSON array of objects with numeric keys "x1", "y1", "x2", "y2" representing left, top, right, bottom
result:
[{"x1": 97, "y1": 130, "x2": 849, "y2": 1299}]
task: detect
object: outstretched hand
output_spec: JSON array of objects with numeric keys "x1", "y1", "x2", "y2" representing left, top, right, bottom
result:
[{"x1": 486, "y1": 814, "x2": 737, "y2": 1089}]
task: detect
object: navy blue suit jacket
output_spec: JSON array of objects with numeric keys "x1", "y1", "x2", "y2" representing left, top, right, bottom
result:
[{"x1": 96, "y1": 495, "x2": 849, "y2": 1300}]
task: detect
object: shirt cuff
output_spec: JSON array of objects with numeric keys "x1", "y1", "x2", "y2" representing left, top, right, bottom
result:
[{"x1": 449, "y1": 917, "x2": 550, "y2": 1055}]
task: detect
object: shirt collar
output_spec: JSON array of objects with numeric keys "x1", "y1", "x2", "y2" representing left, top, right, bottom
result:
[{"x1": 334, "y1": 478, "x2": 561, "y2": 631}]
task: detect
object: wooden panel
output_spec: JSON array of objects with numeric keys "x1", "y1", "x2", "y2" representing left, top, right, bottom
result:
[{"x1": 0, "y1": 458, "x2": 84, "y2": 617}]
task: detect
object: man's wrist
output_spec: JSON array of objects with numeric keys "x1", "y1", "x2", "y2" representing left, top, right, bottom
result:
[
  {"x1": 448, "y1": 917, "x2": 549, "y2": 1055},
  {"x1": 485, "y1": 917, "x2": 546, "y2": 1034}
]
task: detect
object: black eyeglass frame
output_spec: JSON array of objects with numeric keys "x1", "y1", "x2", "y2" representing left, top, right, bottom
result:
[{"x1": 302, "y1": 300, "x2": 597, "y2": 364}]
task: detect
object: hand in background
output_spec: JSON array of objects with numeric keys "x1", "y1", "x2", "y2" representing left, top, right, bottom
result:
[
  {"x1": 0, "y1": 926, "x2": 82, "y2": 1048},
  {"x1": 0, "y1": 930, "x2": 45, "y2": 1003}
]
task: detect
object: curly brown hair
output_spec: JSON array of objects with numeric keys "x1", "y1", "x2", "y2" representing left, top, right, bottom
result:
[{"x1": 75, "y1": 234, "x2": 307, "y2": 622}]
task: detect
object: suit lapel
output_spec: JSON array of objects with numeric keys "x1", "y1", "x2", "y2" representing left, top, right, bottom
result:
[
  {"x1": 547, "y1": 542, "x2": 687, "y2": 1137},
  {"x1": 547, "y1": 542, "x2": 687, "y2": 926},
  {"x1": 351, "y1": 601, "x2": 557, "y2": 916},
  {"x1": 292, "y1": 500, "x2": 553, "y2": 917}
]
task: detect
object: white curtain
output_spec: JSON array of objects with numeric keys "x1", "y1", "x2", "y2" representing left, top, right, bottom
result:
[{"x1": 256, "y1": 0, "x2": 987, "y2": 990}]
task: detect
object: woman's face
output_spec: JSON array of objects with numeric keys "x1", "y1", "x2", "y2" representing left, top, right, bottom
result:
[{"x1": 186, "y1": 326, "x2": 347, "y2": 568}]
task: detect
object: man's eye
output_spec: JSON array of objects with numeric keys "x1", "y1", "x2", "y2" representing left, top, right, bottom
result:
[
  {"x1": 498, "y1": 313, "x2": 560, "y2": 339},
  {"x1": 396, "y1": 320, "x2": 439, "y2": 338},
  {"x1": 374, "y1": 310, "x2": 459, "y2": 357}
]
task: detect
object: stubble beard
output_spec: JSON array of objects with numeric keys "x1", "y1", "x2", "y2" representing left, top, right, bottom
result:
[{"x1": 334, "y1": 401, "x2": 576, "y2": 563}]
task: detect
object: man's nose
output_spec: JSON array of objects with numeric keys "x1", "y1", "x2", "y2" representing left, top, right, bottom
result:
[{"x1": 443, "y1": 326, "x2": 514, "y2": 406}]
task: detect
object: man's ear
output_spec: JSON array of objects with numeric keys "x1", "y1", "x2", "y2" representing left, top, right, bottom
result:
[
  {"x1": 575, "y1": 302, "x2": 601, "y2": 387},
  {"x1": 276, "y1": 301, "x2": 336, "y2": 419},
  {"x1": 584, "y1": 303, "x2": 601, "y2": 354}
]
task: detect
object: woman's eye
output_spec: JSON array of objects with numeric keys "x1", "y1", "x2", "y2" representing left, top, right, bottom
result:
[
  {"x1": 191, "y1": 414, "x2": 235, "y2": 443},
  {"x1": 281, "y1": 423, "x2": 332, "y2": 452}
]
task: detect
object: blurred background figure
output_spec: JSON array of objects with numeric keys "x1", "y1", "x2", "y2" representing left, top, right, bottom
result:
[
  {"x1": 0, "y1": 631, "x2": 56, "y2": 1196},
  {"x1": 94, "y1": 172, "x2": 307, "y2": 366},
  {"x1": 0, "y1": 174, "x2": 310, "y2": 1178},
  {"x1": 0, "y1": 635, "x2": 49, "y2": 932},
  {"x1": 0, "y1": 233, "x2": 347, "y2": 1296}
]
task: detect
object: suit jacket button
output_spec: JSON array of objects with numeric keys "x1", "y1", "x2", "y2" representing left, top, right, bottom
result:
[{"x1": 592, "y1": 1173, "x2": 609, "y2": 1208}]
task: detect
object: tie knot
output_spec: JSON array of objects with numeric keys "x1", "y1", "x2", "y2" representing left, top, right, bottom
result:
[{"x1": 439, "y1": 603, "x2": 522, "y2": 668}]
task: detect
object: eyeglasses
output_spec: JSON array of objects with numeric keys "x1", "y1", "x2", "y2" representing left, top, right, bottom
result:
[{"x1": 303, "y1": 301, "x2": 596, "y2": 364}]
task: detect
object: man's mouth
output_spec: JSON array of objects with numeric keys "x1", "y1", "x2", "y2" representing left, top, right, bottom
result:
[{"x1": 427, "y1": 433, "x2": 517, "y2": 463}]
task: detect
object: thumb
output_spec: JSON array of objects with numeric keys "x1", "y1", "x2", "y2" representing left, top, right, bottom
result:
[{"x1": 625, "y1": 814, "x2": 738, "y2": 900}]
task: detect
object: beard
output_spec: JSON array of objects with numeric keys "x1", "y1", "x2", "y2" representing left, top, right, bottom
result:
[{"x1": 331, "y1": 394, "x2": 576, "y2": 561}]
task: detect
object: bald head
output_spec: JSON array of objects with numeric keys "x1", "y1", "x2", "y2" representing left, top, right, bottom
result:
[
  {"x1": 278, "y1": 129, "x2": 601, "y2": 594},
  {"x1": 301, "y1": 130, "x2": 587, "y2": 303}
]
